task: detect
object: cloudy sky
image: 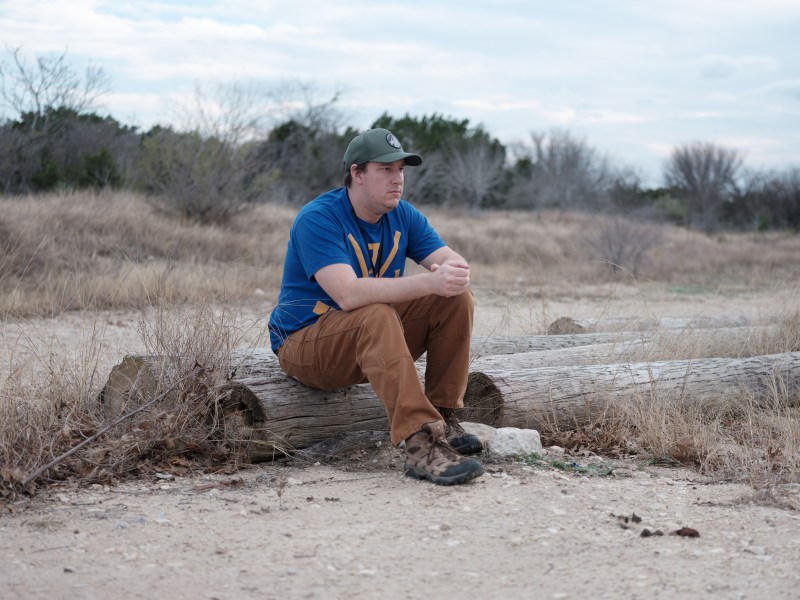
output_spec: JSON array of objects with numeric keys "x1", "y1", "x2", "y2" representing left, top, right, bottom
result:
[{"x1": 2, "y1": 0, "x2": 799, "y2": 184}]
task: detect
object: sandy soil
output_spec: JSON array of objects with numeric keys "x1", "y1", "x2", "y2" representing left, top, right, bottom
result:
[{"x1": 2, "y1": 282, "x2": 799, "y2": 599}]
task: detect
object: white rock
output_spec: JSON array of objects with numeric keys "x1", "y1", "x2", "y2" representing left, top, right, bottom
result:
[
  {"x1": 486, "y1": 427, "x2": 542, "y2": 459},
  {"x1": 461, "y1": 422, "x2": 498, "y2": 446}
]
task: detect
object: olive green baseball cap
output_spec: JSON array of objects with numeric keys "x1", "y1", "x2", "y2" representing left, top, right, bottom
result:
[{"x1": 343, "y1": 128, "x2": 422, "y2": 169}]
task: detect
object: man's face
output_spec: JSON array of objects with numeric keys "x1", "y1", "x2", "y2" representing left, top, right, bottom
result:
[{"x1": 358, "y1": 159, "x2": 405, "y2": 214}]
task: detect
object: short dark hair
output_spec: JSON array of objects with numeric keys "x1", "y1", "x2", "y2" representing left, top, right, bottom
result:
[{"x1": 343, "y1": 162, "x2": 368, "y2": 188}]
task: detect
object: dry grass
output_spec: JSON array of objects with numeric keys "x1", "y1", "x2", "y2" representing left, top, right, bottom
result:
[
  {"x1": 0, "y1": 190, "x2": 294, "y2": 317},
  {"x1": 0, "y1": 302, "x2": 262, "y2": 502},
  {"x1": 1, "y1": 191, "x2": 800, "y2": 499},
  {"x1": 539, "y1": 310, "x2": 800, "y2": 486},
  {"x1": 431, "y1": 208, "x2": 800, "y2": 288},
  {"x1": 2, "y1": 194, "x2": 799, "y2": 317}
]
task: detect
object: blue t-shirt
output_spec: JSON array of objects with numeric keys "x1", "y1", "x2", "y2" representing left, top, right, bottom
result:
[{"x1": 268, "y1": 187, "x2": 446, "y2": 351}]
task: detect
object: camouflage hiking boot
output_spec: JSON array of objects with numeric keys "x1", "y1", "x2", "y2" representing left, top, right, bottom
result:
[
  {"x1": 439, "y1": 407, "x2": 483, "y2": 456},
  {"x1": 403, "y1": 421, "x2": 484, "y2": 486}
]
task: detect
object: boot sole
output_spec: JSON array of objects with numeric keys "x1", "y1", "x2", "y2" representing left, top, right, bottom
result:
[{"x1": 405, "y1": 463, "x2": 485, "y2": 486}]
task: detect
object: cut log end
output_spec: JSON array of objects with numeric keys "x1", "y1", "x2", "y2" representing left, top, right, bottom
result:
[{"x1": 462, "y1": 371, "x2": 505, "y2": 426}]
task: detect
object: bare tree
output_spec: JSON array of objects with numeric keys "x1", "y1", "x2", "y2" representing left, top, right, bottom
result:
[
  {"x1": 136, "y1": 82, "x2": 276, "y2": 223},
  {"x1": 0, "y1": 46, "x2": 110, "y2": 133},
  {"x1": 663, "y1": 142, "x2": 743, "y2": 232},
  {"x1": 0, "y1": 47, "x2": 119, "y2": 193},
  {"x1": 725, "y1": 166, "x2": 800, "y2": 231},
  {"x1": 440, "y1": 135, "x2": 506, "y2": 211},
  {"x1": 509, "y1": 129, "x2": 613, "y2": 211},
  {"x1": 249, "y1": 82, "x2": 351, "y2": 204},
  {"x1": 178, "y1": 81, "x2": 267, "y2": 146},
  {"x1": 265, "y1": 80, "x2": 348, "y2": 133}
]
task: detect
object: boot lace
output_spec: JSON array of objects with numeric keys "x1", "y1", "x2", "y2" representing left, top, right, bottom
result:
[
  {"x1": 422, "y1": 426, "x2": 460, "y2": 465},
  {"x1": 439, "y1": 408, "x2": 466, "y2": 437}
]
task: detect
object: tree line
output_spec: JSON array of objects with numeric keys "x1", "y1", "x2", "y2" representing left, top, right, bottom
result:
[{"x1": 1, "y1": 47, "x2": 798, "y2": 232}]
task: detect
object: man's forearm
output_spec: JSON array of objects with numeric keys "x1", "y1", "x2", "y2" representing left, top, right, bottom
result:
[
  {"x1": 314, "y1": 258, "x2": 470, "y2": 312},
  {"x1": 334, "y1": 271, "x2": 438, "y2": 311}
]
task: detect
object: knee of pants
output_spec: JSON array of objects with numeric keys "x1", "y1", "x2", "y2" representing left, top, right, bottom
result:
[
  {"x1": 355, "y1": 302, "x2": 402, "y2": 332},
  {"x1": 445, "y1": 289, "x2": 474, "y2": 316}
]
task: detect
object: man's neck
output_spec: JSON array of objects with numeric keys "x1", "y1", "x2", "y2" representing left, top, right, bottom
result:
[{"x1": 347, "y1": 188, "x2": 381, "y2": 223}]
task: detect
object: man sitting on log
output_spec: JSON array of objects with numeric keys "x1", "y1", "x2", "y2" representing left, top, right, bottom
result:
[{"x1": 268, "y1": 128, "x2": 484, "y2": 486}]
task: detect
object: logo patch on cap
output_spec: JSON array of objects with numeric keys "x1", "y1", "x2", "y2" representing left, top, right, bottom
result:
[{"x1": 386, "y1": 133, "x2": 402, "y2": 149}]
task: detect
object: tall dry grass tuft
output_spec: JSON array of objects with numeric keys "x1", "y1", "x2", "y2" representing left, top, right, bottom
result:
[
  {"x1": 0, "y1": 301, "x2": 264, "y2": 503},
  {"x1": 1, "y1": 323, "x2": 111, "y2": 499},
  {"x1": 539, "y1": 311, "x2": 800, "y2": 485}
]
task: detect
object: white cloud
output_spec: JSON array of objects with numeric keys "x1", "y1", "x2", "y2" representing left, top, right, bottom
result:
[
  {"x1": 583, "y1": 112, "x2": 647, "y2": 124},
  {"x1": 694, "y1": 54, "x2": 780, "y2": 80},
  {"x1": 453, "y1": 99, "x2": 541, "y2": 112},
  {"x1": 540, "y1": 107, "x2": 576, "y2": 124}
]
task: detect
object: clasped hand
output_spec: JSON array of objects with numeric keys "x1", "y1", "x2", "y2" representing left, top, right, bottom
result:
[{"x1": 429, "y1": 258, "x2": 470, "y2": 296}]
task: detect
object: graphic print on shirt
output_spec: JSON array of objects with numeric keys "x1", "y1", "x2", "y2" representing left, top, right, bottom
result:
[{"x1": 347, "y1": 230, "x2": 402, "y2": 278}]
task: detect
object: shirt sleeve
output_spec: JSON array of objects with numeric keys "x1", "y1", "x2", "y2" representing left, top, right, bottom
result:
[
  {"x1": 291, "y1": 208, "x2": 352, "y2": 280},
  {"x1": 404, "y1": 203, "x2": 446, "y2": 264}
]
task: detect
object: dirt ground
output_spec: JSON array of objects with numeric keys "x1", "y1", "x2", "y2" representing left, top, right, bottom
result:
[{"x1": 2, "y1": 282, "x2": 800, "y2": 599}]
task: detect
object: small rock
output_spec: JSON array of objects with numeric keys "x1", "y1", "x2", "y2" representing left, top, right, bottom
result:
[
  {"x1": 641, "y1": 528, "x2": 664, "y2": 538},
  {"x1": 672, "y1": 527, "x2": 700, "y2": 538},
  {"x1": 744, "y1": 545, "x2": 767, "y2": 556},
  {"x1": 487, "y1": 427, "x2": 542, "y2": 459},
  {"x1": 547, "y1": 317, "x2": 586, "y2": 335}
]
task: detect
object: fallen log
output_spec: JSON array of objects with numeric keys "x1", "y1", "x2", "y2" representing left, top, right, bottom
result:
[
  {"x1": 100, "y1": 350, "x2": 386, "y2": 461},
  {"x1": 470, "y1": 332, "x2": 648, "y2": 356},
  {"x1": 470, "y1": 325, "x2": 774, "y2": 358},
  {"x1": 469, "y1": 326, "x2": 778, "y2": 371},
  {"x1": 469, "y1": 342, "x2": 645, "y2": 371},
  {"x1": 461, "y1": 352, "x2": 800, "y2": 431},
  {"x1": 100, "y1": 342, "x2": 799, "y2": 461},
  {"x1": 572, "y1": 315, "x2": 751, "y2": 331}
]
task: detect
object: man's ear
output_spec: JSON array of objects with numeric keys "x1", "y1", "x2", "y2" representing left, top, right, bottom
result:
[{"x1": 351, "y1": 164, "x2": 366, "y2": 184}]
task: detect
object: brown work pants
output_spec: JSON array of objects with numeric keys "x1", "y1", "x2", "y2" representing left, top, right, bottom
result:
[{"x1": 276, "y1": 290, "x2": 473, "y2": 445}]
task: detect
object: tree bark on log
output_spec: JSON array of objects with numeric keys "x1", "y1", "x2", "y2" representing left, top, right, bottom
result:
[
  {"x1": 469, "y1": 326, "x2": 776, "y2": 371},
  {"x1": 469, "y1": 341, "x2": 647, "y2": 371},
  {"x1": 469, "y1": 332, "x2": 648, "y2": 357},
  {"x1": 470, "y1": 325, "x2": 772, "y2": 358},
  {"x1": 100, "y1": 350, "x2": 386, "y2": 461},
  {"x1": 572, "y1": 315, "x2": 751, "y2": 331},
  {"x1": 461, "y1": 352, "x2": 800, "y2": 431}
]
